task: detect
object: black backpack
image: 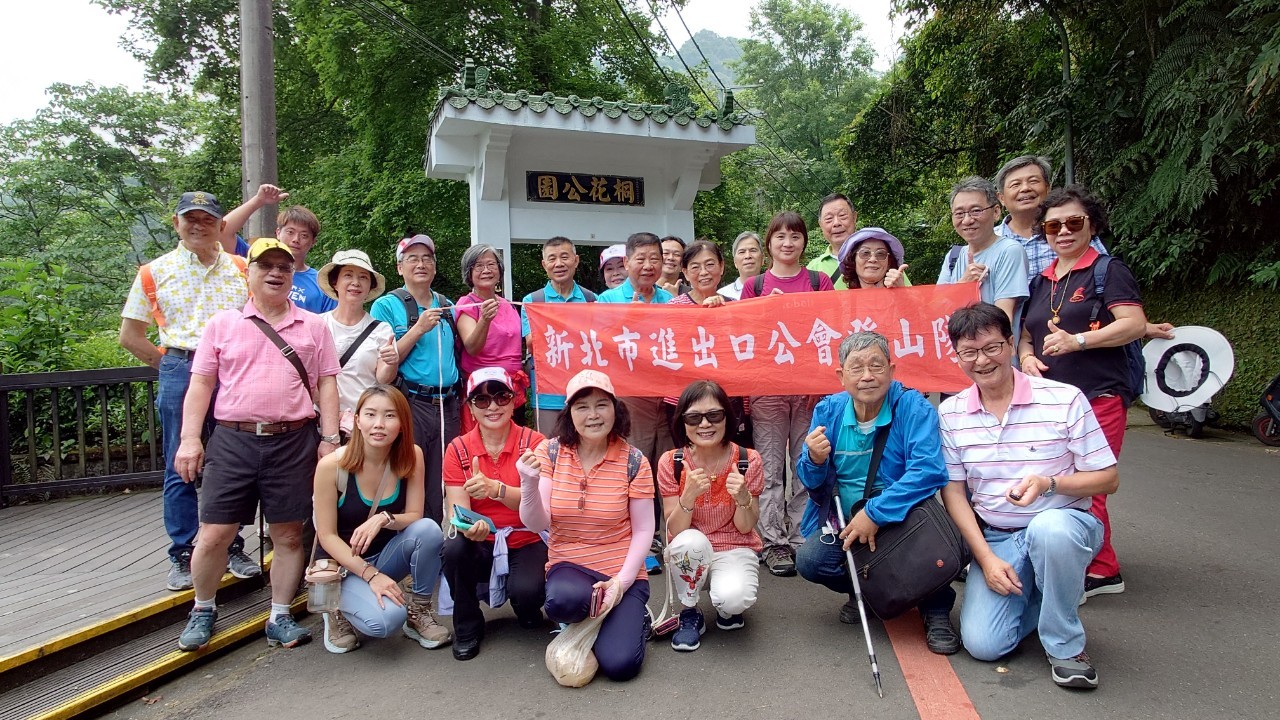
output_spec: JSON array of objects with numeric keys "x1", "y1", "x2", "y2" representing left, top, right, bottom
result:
[
  {"x1": 753, "y1": 269, "x2": 822, "y2": 296},
  {"x1": 390, "y1": 288, "x2": 464, "y2": 392}
]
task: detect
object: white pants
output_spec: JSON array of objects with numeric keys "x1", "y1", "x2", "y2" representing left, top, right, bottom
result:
[
  {"x1": 750, "y1": 394, "x2": 813, "y2": 549},
  {"x1": 666, "y1": 529, "x2": 760, "y2": 617}
]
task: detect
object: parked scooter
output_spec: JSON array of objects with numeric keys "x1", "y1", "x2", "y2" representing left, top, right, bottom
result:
[
  {"x1": 1252, "y1": 371, "x2": 1280, "y2": 447},
  {"x1": 1141, "y1": 327, "x2": 1233, "y2": 439}
]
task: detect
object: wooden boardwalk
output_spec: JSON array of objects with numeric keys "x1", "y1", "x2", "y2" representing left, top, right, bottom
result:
[{"x1": 0, "y1": 491, "x2": 261, "y2": 665}]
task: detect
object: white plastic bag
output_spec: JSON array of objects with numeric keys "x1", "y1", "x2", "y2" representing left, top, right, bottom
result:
[{"x1": 545, "y1": 608, "x2": 611, "y2": 687}]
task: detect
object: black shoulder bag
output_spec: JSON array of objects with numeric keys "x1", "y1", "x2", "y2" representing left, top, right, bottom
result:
[{"x1": 845, "y1": 421, "x2": 971, "y2": 620}]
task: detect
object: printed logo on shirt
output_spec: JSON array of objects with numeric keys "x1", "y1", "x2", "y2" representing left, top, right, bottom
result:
[{"x1": 1069, "y1": 287, "x2": 1086, "y2": 302}]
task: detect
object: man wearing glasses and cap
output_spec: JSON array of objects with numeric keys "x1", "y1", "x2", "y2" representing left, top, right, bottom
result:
[
  {"x1": 370, "y1": 234, "x2": 461, "y2": 525},
  {"x1": 119, "y1": 189, "x2": 284, "y2": 592},
  {"x1": 172, "y1": 238, "x2": 341, "y2": 652}
]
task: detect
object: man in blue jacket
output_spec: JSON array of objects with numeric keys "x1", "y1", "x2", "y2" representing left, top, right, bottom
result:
[{"x1": 794, "y1": 332, "x2": 960, "y2": 654}]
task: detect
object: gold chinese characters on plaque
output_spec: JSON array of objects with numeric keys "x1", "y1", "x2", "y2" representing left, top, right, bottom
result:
[{"x1": 526, "y1": 172, "x2": 645, "y2": 207}]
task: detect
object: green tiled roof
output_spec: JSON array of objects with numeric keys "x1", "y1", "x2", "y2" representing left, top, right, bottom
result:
[{"x1": 432, "y1": 59, "x2": 752, "y2": 131}]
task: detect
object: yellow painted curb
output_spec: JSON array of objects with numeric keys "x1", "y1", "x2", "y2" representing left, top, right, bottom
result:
[
  {"x1": 0, "y1": 554, "x2": 275, "y2": 674},
  {"x1": 31, "y1": 595, "x2": 307, "y2": 720}
]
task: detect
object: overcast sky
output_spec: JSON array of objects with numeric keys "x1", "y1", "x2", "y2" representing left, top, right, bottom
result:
[{"x1": 0, "y1": 0, "x2": 901, "y2": 123}]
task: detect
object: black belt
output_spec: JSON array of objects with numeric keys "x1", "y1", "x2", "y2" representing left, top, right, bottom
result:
[
  {"x1": 217, "y1": 419, "x2": 313, "y2": 436},
  {"x1": 398, "y1": 378, "x2": 456, "y2": 401},
  {"x1": 982, "y1": 507, "x2": 1092, "y2": 534},
  {"x1": 164, "y1": 347, "x2": 197, "y2": 361}
]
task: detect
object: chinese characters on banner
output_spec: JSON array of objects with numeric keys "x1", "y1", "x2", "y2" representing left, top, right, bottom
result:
[
  {"x1": 525, "y1": 171, "x2": 645, "y2": 206},
  {"x1": 525, "y1": 284, "x2": 981, "y2": 397}
]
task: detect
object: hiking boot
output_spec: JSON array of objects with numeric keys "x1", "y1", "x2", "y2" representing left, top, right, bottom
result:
[
  {"x1": 923, "y1": 613, "x2": 960, "y2": 655},
  {"x1": 671, "y1": 608, "x2": 705, "y2": 652},
  {"x1": 323, "y1": 612, "x2": 360, "y2": 654},
  {"x1": 839, "y1": 598, "x2": 859, "y2": 625},
  {"x1": 1049, "y1": 652, "x2": 1099, "y2": 689},
  {"x1": 403, "y1": 597, "x2": 452, "y2": 649},
  {"x1": 265, "y1": 614, "x2": 312, "y2": 648},
  {"x1": 1083, "y1": 574, "x2": 1125, "y2": 600},
  {"x1": 177, "y1": 606, "x2": 216, "y2": 651},
  {"x1": 166, "y1": 552, "x2": 194, "y2": 591},
  {"x1": 762, "y1": 546, "x2": 796, "y2": 577},
  {"x1": 227, "y1": 547, "x2": 262, "y2": 579},
  {"x1": 715, "y1": 612, "x2": 745, "y2": 631}
]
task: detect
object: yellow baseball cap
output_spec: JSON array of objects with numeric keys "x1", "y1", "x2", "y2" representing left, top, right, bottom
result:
[{"x1": 247, "y1": 238, "x2": 295, "y2": 262}]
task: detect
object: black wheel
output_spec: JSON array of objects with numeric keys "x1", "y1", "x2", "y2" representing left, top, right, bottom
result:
[
  {"x1": 1253, "y1": 412, "x2": 1280, "y2": 447},
  {"x1": 1188, "y1": 417, "x2": 1205, "y2": 439},
  {"x1": 1148, "y1": 407, "x2": 1173, "y2": 429}
]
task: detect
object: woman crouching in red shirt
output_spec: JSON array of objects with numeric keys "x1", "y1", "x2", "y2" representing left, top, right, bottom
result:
[{"x1": 442, "y1": 367, "x2": 547, "y2": 661}]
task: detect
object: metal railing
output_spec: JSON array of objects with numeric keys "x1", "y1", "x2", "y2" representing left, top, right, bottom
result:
[{"x1": 1, "y1": 367, "x2": 161, "y2": 506}]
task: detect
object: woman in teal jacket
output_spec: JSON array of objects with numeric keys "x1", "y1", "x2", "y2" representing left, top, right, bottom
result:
[{"x1": 792, "y1": 332, "x2": 959, "y2": 655}]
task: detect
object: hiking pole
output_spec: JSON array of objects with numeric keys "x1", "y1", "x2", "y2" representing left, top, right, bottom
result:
[{"x1": 833, "y1": 495, "x2": 884, "y2": 698}]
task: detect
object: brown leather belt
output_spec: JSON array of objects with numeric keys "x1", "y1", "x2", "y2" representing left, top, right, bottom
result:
[{"x1": 216, "y1": 419, "x2": 312, "y2": 436}]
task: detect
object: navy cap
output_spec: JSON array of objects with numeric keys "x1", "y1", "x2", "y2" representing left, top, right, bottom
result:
[{"x1": 175, "y1": 191, "x2": 224, "y2": 219}]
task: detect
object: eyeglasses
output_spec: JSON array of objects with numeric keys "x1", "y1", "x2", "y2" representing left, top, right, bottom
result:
[
  {"x1": 682, "y1": 409, "x2": 727, "y2": 426},
  {"x1": 845, "y1": 363, "x2": 888, "y2": 376},
  {"x1": 951, "y1": 204, "x2": 998, "y2": 221},
  {"x1": 468, "y1": 391, "x2": 514, "y2": 409},
  {"x1": 472, "y1": 261, "x2": 499, "y2": 272},
  {"x1": 578, "y1": 478, "x2": 589, "y2": 510},
  {"x1": 856, "y1": 249, "x2": 890, "y2": 261},
  {"x1": 402, "y1": 255, "x2": 436, "y2": 266},
  {"x1": 955, "y1": 341, "x2": 1008, "y2": 362},
  {"x1": 1040, "y1": 215, "x2": 1087, "y2": 236},
  {"x1": 254, "y1": 261, "x2": 294, "y2": 274}
]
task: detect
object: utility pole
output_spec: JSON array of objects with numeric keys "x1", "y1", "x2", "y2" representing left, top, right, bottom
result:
[{"x1": 240, "y1": 0, "x2": 278, "y2": 240}]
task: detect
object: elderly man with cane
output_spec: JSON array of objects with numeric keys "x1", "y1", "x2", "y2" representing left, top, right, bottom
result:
[{"x1": 794, "y1": 332, "x2": 961, "y2": 659}]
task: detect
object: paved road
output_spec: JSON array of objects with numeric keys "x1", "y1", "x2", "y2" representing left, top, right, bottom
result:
[{"x1": 102, "y1": 421, "x2": 1280, "y2": 720}]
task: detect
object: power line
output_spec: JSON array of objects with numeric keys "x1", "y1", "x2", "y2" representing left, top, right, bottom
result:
[
  {"x1": 340, "y1": 0, "x2": 460, "y2": 72},
  {"x1": 669, "y1": 3, "x2": 728, "y2": 91},
  {"x1": 645, "y1": 0, "x2": 717, "y2": 108},
  {"x1": 610, "y1": 0, "x2": 674, "y2": 85},
  {"x1": 743, "y1": 107, "x2": 830, "y2": 195}
]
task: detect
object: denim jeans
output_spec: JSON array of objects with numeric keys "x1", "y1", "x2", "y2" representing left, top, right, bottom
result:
[
  {"x1": 795, "y1": 530, "x2": 955, "y2": 617},
  {"x1": 157, "y1": 354, "x2": 240, "y2": 561},
  {"x1": 339, "y1": 518, "x2": 444, "y2": 638},
  {"x1": 959, "y1": 508, "x2": 1103, "y2": 661}
]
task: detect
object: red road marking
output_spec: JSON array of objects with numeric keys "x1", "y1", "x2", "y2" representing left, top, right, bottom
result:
[{"x1": 884, "y1": 610, "x2": 981, "y2": 720}]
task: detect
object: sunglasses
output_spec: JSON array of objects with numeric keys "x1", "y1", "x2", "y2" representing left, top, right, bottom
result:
[
  {"x1": 682, "y1": 409, "x2": 727, "y2": 426},
  {"x1": 468, "y1": 391, "x2": 514, "y2": 409},
  {"x1": 1040, "y1": 215, "x2": 1087, "y2": 236}
]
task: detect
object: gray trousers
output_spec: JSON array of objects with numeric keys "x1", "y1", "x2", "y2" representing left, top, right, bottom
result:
[{"x1": 750, "y1": 394, "x2": 813, "y2": 549}]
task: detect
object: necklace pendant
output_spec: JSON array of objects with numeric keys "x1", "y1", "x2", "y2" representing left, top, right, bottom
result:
[{"x1": 1052, "y1": 314, "x2": 1060, "y2": 324}]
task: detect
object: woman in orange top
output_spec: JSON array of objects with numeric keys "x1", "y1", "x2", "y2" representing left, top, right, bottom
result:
[
  {"x1": 442, "y1": 367, "x2": 546, "y2": 661},
  {"x1": 658, "y1": 380, "x2": 764, "y2": 652},
  {"x1": 518, "y1": 369, "x2": 656, "y2": 682}
]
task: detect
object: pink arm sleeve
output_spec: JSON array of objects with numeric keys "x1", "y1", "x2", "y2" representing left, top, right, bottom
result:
[
  {"x1": 516, "y1": 457, "x2": 551, "y2": 531},
  {"x1": 616, "y1": 497, "x2": 656, "y2": 591}
]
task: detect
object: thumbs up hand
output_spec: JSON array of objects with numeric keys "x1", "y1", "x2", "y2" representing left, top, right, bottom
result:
[
  {"x1": 377, "y1": 334, "x2": 399, "y2": 365},
  {"x1": 884, "y1": 264, "x2": 909, "y2": 288},
  {"x1": 1042, "y1": 320, "x2": 1079, "y2": 357},
  {"x1": 805, "y1": 425, "x2": 832, "y2": 464},
  {"x1": 464, "y1": 456, "x2": 493, "y2": 499}
]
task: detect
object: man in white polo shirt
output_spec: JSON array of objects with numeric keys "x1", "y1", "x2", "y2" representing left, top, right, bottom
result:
[{"x1": 937, "y1": 302, "x2": 1118, "y2": 690}]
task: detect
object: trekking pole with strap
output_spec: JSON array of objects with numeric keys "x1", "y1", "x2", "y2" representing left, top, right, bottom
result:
[{"x1": 833, "y1": 493, "x2": 885, "y2": 698}]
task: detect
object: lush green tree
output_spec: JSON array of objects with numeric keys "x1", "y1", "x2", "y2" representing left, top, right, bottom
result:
[
  {"x1": 0, "y1": 83, "x2": 221, "y2": 327},
  {"x1": 731, "y1": 0, "x2": 878, "y2": 211}
]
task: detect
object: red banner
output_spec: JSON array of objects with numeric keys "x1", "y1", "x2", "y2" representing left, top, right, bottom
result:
[{"x1": 525, "y1": 284, "x2": 980, "y2": 397}]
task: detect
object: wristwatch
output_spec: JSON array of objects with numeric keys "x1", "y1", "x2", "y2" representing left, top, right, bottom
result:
[
  {"x1": 1074, "y1": 333, "x2": 1087, "y2": 349},
  {"x1": 320, "y1": 433, "x2": 341, "y2": 444}
]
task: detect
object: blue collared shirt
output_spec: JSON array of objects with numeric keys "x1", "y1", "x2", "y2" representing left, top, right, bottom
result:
[
  {"x1": 521, "y1": 281, "x2": 592, "y2": 411},
  {"x1": 832, "y1": 400, "x2": 893, "y2": 518},
  {"x1": 597, "y1": 278, "x2": 674, "y2": 304}
]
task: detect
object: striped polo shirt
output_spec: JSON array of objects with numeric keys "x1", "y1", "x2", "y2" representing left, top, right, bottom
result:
[
  {"x1": 938, "y1": 370, "x2": 1116, "y2": 529},
  {"x1": 534, "y1": 437, "x2": 655, "y2": 580},
  {"x1": 656, "y1": 444, "x2": 765, "y2": 554}
]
